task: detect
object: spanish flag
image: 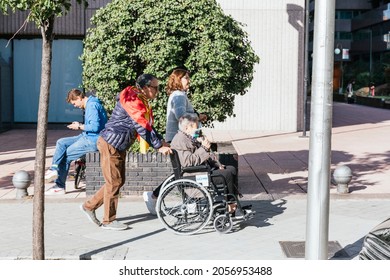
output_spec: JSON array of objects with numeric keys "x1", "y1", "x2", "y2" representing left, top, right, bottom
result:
[{"x1": 137, "y1": 93, "x2": 153, "y2": 154}]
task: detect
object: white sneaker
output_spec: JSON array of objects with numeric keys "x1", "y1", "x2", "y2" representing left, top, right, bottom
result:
[
  {"x1": 143, "y1": 191, "x2": 157, "y2": 215},
  {"x1": 44, "y1": 169, "x2": 58, "y2": 182},
  {"x1": 45, "y1": 186, "x2": 65, "y2": 195}
]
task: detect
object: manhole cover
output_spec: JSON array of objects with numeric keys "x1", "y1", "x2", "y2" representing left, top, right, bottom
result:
[{"x1": 279, "y1": 241, "x2": 349, "y2": 258}]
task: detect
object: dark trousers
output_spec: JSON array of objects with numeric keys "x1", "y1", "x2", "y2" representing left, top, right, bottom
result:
[{"x1": 210, "y1": 165, "x2": 238, "y2": 195}]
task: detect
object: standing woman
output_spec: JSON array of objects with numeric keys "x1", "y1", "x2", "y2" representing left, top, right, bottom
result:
[{"x1": 165, "y1": 68, "x2": 207, "y2": 143}]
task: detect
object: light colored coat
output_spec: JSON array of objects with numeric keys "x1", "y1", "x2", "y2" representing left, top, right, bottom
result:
[
  {"x1": 165, "y1": 90, "x2": 195, "y2": 142},
  {"x1": 170, "y1": 131, "x2": 209, "y2": 167}
]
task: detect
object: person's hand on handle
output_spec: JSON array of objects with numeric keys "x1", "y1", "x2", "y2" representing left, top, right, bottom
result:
[
  {"x1": 158, "y1": 146, "x2": 172, "y2": 155},
  {"x1": 161, "y1": 140, "x2": 171, "y2": 147}
]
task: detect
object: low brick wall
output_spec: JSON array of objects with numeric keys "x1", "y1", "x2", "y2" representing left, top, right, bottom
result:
[
  {"x1": 84, "y1": 143, "x2": 238, "y2": 196},
  {"x1": 85, "y1": 152, "x2": 173, "y2": 196}
]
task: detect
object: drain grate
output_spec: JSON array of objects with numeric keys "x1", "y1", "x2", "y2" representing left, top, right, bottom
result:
[{"x1": 279, "y1": 241, "x2": 349, "y2": 259}]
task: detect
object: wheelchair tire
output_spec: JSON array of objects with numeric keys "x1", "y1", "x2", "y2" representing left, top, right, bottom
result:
[
  {"x1": 213, "y1": 214, "x2": 233, "y2": 234},
  {"x1": 156, "y1": 179, "x2": 213, "y2": 235},
  {"x1": 159, "y1": 174, "x2": 175, "y2": 193}
]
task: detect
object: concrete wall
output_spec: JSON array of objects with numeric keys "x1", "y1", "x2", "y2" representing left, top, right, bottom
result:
[{"x1": 214, "y1": 0, "x2": 305, "y2": 132}]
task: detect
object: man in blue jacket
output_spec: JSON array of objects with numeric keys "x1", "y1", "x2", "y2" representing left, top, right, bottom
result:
[{"x1": 45, "y1": 89, "x2": 108, "y2": 195}]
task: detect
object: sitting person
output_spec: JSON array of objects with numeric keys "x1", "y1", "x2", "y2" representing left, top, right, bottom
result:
[
  {"x1": 144, "y1": 113, "x2": 240, "y2": 214},
  {"x1": 44, "y1": 89, "x2": 108, "y2": 195}
]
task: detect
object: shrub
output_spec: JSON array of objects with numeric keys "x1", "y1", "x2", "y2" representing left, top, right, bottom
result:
[{"x1": 81, "y1": 0, "x2": 259, "y2": 133}]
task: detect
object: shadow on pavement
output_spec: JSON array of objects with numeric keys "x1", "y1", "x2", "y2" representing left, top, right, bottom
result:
[{"x1": 241, "y1": 148, "x2": 390, "y2": 197}]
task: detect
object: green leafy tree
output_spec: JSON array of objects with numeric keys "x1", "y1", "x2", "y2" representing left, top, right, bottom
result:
[
  {"x1": 0, "y1": 0, "x2": 89, "y2": 260},
  {"x1": 82, "y1": 0, "x2": 259, "y2": 133}
]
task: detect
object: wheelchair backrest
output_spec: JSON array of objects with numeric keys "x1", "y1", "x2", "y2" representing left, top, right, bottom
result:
[
  {"x1": 169, "y1": 149, "x2": 182, "y2": 180},
  {"x1": 169, "y1": 149, "x2": 211, "y2": 180}
]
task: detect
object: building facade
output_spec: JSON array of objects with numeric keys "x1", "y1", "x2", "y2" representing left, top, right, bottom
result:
[
  {"x1": 0, "y1": 0, "x2": 306, "y2": 133},
  {"x1": 309, "y1": 0, "x2": 390, "y2": 93}
]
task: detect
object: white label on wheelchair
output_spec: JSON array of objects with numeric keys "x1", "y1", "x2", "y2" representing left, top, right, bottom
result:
[{"x1": 195, "y1": 174, "x2": 209, "y2": 186}]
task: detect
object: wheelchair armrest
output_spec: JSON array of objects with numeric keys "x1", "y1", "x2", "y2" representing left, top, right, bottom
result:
[{"x1": 182, "y1": 165, "x2": 210, "y2": 173}]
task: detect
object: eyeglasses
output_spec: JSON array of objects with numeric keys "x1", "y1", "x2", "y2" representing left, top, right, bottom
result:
[{"x1": 148, "y1": 85, "x2": 159, "y2": 91}]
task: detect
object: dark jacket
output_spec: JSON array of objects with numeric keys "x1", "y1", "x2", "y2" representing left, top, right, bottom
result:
[{"x1": 100, "y1": 86, "x2": 163, "y2": 151}]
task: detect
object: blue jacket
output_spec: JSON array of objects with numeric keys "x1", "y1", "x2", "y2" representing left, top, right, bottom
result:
[{"x1": 83, "y1": 96, "x2": 108, "y2": 140}]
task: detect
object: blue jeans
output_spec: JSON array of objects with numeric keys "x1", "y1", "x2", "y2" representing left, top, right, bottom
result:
[{"x1": 51, "y1": 134, "x2": 98, "y2": 189}]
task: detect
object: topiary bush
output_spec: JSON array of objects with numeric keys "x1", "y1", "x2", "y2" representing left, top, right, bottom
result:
[{"x1": 81, "y1": 0, "x2": 259, "y2": 133}]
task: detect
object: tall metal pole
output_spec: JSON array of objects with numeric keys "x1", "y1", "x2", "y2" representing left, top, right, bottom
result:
[{"x1": 305, "y1": 0, "x2": 335, "y2": 260}]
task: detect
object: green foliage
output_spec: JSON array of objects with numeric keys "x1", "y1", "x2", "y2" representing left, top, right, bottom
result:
[
  {"x1": 81, "y1": 0, "x2": 259, "y2": 133},
  {"x1": 0, "y1": 0, "x2": 88, "y2": 26},
  {"x1": 343, "y1": 52, "x2": 390, "y2": 91},
  {"x1": 355, "y1": 72, "x2": 371, "y2": 89}
]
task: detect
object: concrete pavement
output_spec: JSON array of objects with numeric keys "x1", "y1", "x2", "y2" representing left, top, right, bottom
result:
[{"x1": 1, "y1": 102, "x2": 390, "y2": 260}]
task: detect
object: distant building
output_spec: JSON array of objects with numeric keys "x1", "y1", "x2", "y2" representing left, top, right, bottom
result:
[
  {"x1": 0, "y1": 1, "x2": 108, "y2": 132},
  {"x1": 309, "y1": 0, "x2": 390, "y2": 93},
  {"x1": 1, "y1": 0, "x2": 309, "y2": 133}
]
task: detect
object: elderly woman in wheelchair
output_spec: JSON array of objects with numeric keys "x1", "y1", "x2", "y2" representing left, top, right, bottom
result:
[{"x1": 151, "y1": 113, "x2": 254, "y2": 235}]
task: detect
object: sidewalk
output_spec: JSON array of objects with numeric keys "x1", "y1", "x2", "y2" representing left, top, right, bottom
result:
[{"x1": 0, "y1": 102, "x2": 390, "y2": 260}]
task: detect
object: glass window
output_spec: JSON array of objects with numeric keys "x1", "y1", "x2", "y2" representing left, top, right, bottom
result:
[
  {"x1": 337, "y1": 11, "x2": 353, "y2": 20},
  {"x1": 14, "y1": 39, "x2": 84, "y2": 123},
  {"x1": 339, "y1": 32, "x2": 353, "y2": 40}
]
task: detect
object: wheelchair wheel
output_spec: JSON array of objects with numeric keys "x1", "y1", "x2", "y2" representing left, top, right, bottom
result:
[
  {"x1": 156, "y1": 179, "x2": 213, "y2": 235},
  {"x1": 213, "y1": 214, "x2": 233, "y2": 234},
  {"x1": 159, "y1": 174, "x2": 175, "y2": 193}
]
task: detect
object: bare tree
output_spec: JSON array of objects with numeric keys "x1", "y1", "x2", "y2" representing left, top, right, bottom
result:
[{"x1": 0, "y1": 0, "x2": 89, "y2": 260}]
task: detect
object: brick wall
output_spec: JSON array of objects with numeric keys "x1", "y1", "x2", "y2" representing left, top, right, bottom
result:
[
  {"x1": 84, "y1": 143, "x2": 238, "y2": 196},
  {"x1": 85, "y1": 152, "x2": 173, "y2": 196}
]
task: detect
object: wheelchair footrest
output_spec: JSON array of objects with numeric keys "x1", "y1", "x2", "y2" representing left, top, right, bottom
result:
[{"x1": 243, "y1": 209, "x2": 255, "y2": 220}]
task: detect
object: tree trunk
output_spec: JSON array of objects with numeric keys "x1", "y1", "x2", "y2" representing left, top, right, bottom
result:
[{"x1": 32, "y1": 15, "x2": 55, "y2": 260}]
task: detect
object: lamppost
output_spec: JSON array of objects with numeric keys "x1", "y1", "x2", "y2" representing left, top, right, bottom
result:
[{"x1": 334, "y1": 44, "x2": 343, "y2": 94}]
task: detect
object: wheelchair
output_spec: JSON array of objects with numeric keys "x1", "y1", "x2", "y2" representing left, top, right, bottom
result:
[{"x1": 156, "y1": 149, "x2": 254, "y2": 235}]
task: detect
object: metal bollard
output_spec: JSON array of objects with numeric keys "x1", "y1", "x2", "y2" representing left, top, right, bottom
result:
[
  {"x1": 12, "y1": 170, "x2": 31, "y2": 199},
  {"x1": 333, "y1": 165, "x2": 352, "y2": 194}
]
